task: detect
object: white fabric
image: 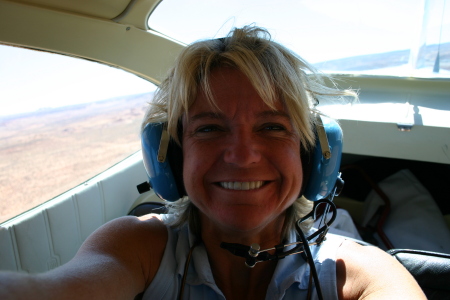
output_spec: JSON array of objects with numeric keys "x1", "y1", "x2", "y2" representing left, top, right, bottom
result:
[
  {"x1": 362, "y1": 169, "x2": 450, "y2": 253},
  {"x1": 314, "y1": 208, "x2": 362, "y2": 240}
]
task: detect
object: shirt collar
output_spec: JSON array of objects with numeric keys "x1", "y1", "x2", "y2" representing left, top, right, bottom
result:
[{"x1": 173, "y1": 224, "x2": 320, "y2": 299}]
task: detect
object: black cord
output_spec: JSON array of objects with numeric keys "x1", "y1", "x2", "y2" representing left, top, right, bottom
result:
[
  {"x1": 297, "y1": 220, "x2": 324, "y2": 300},
  {"x1": 301, "y1": 199, "x2": 337, "y2": 243},
  {"x1": 221, "y1": 199, "x2": 337, "y2": 265},
  {"x1": 181, "y1": 197, "x2": 337, "y2": 299},
  {"x1": 307, "y1": 269, "x2": 313, "y2": 300},
  {"x1": 179, "y1": 241, "x2": 200, "y2": 300}
]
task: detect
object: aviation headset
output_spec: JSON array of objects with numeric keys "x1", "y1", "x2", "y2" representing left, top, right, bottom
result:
[
  {"x1": 137, "y1": 34, "x2": 344, "y2": 300},
  {"x1": 138, "y1": 35, "x2": 344, "y2": 201},
  {"x1": 139, "y1": 114, "x2": 344, "y2": 203}
]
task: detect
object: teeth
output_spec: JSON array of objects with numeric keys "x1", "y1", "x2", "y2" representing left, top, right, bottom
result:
[{"x1": 220, "y1": 181, "x2": 264, "y2": 190}]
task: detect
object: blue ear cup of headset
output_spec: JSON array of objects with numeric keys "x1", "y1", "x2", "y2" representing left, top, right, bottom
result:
[
  {"x1": 141, "y1": 123, "x2": 183, "y2": 201},
  {"x1": 140, "y1": 115, "x2": 343, "y2": 202},
  {"x1": 302, "y1": 116, "x2": 343, "y2": 201}
]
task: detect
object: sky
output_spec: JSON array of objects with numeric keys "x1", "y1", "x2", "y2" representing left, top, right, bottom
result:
[
  {"x1": 149, "y1": 0, "x2": 427, "y2": 62},
  {"x1": 1, "y1": 0, "x2": 448, "y2": 117},
  {"x1": 0, "y1": 45, "x2": 156, "y2": 117}
]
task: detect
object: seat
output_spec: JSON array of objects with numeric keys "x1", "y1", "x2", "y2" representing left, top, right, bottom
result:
[
  {"x1": 128, "y1": 201, "x2": 167, "y2": 216},
  {"x1": 387, "y1": 248, "x2": 450, "y2": 299},
  {"x1": 128, "y1": 189, "x2": 168, "y2": 216}
]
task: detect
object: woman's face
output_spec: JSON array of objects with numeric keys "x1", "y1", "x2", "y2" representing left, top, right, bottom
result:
[{"x1": 182, "y1": 67, "x2": 303, "y2": 234}]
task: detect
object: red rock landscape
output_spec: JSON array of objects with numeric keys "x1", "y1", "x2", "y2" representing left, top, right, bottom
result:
[{"x1": 0, "y1": 93, "x2": 152, "y2": 224}]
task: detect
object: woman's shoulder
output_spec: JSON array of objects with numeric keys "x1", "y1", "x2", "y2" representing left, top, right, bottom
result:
[
  {"x1": 107, "y1": 214, "x2": 169, "y2": 259},
  {"x1": 91, "y1": 213, "x2": 169, "y2": 242},
  {"x1": 79, "y1": 214, "x2": 169, "y2": 283}
]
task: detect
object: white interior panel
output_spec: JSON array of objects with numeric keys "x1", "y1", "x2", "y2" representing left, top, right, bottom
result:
[
  {"x1": 45, "y1": 197, "x2": 82, "y2": 266},
  {"x1": 102, "y1": 161, "x2": 148, "y2": 221},
  {"x1": 74, "y1": 184, "x2": 105, "y2": 242},
  {"x1": 0, "y1": 227, "x2": 19, "y2": 271},
  {"x1": 341, "y1": 120, "x2": 450, "y2": 164},
  {"x1": 12, "y1": 211, "x2": 57, "y2": 273},
  {"x1": 0, "y1": 152, "x2": 150, "y2": 273},
  {"x1": 0, "y1": 0, "x2": 184, "y2": 85}
]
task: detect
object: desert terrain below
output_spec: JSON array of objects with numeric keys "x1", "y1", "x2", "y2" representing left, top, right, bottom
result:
[{"x1": 0, "y1": 93, "x2": 151, "y2": 224}]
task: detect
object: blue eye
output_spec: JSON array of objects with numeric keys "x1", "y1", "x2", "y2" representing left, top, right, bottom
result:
[
  {"x1": 196, "y1": 125, "x2": 220, "y2": 133},
  {"x1": 263, "y1": 124, "x2": 285, "y2": 131}
]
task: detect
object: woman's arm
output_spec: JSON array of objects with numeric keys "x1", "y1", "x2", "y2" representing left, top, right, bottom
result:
[
  {"x1": 336, "y1": 240, "x2": 426, "y2": 300},
  {"x1": 0, "y1": 215, "x2": 167, "y2": 300}
]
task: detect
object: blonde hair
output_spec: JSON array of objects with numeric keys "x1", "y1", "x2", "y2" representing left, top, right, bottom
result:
[{"x1": 142, "y1": 25, "x2": 356, "y2": 237}]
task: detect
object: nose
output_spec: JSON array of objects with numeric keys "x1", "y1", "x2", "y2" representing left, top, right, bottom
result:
[{"x1": 223, "y1": 129, "x2": 261, "y2": 167}]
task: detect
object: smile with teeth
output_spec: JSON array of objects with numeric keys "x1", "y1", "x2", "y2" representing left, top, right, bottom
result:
[{"x1": 219, "y1": 181, "x2": 265, "y2": 190}]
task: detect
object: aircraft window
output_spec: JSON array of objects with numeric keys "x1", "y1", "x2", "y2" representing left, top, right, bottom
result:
[
  {"x1": 0, "y1": 45, "x2": 155, "y2": 224},
  {"x1": 149, "y1": 0, "x2": 449, "y2": 79}
]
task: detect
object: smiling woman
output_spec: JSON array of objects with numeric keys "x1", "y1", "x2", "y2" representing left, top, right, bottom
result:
[
  {"x1": 0, "y1": 0, "x2": 447, "y2": 298},
  {"x1": 182, "y1": 67, "x2": 304, "y2": 235},
  {"x1": 134, "y1": 25, "x2": 426, "y2": 300}
]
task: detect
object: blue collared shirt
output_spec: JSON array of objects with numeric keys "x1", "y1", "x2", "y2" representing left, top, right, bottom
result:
[{"x1": 143, "y1": 215, "x2": 342, "y2": 300}]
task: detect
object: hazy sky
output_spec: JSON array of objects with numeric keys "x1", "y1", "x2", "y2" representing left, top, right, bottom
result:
[
  {"x1": 1, "y1": 0, "x2": 448, "y2": 116},
  {"x1": 149, "y1": 0, "x2": 428, "y2": 62},
  {"x1": 0, "y1": 45, "x2": 156, "y2": 116}
]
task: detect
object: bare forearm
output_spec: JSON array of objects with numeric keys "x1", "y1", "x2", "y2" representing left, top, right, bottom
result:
[
  {"x1": 0, "y1": 269, "x2": 139, "y2": 300},
  {"x1": 0, "y1": 258, "x2": 142, "y2": 300},
  {"x1": 0, "y1": 271, "x2": 48, "y2": 300},
  {"x1": 0, "y1": 270, "x2": 89, "y2": 300}
]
